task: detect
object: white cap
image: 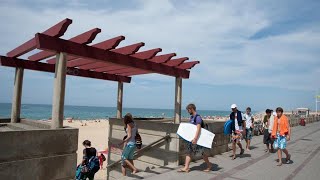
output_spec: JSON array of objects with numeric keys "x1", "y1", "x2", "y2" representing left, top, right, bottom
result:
[{"x1": 231, "y1": 104, "x2": 237, "y2": 109}]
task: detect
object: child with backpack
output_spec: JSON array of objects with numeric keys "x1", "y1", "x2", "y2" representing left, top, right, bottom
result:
[{"x1": 76, "y1": 140, "x2": 100, "y2": 180}]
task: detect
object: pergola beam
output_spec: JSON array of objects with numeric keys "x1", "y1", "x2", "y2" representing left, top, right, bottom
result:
[
  {"x1": 164, "y1": 57, "x2": 189, "y2": 66},
  {"x1": 29, "y1": 28, "x2": 101, "y2": 61},
  {"x1": 65, "y1": 42, "x2": 145, "y2": 70},
  {"x1": 47, "y1": 35, "x2": 125, "y2": 64},
  {"x1": 35, "y1": 33, "x2": 190, "y2": 78},
  {"x1": 178, "y1": 61, "x2": 200, "y2": 69},
  {"x1": 7, "y1": 18, "x2": 72, "y2": 58},
  {"x1": 0, "y1": 56, "x2": 131, "y2": 83}
]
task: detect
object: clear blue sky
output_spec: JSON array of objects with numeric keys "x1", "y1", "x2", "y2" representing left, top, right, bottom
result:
[{"x1": 0, "y1": 0, "x2": 319, "y2": 111}]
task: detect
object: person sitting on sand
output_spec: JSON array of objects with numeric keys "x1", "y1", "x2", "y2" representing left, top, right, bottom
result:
[{"x1": 117, "y1": 113, "x2": 138, "y2": 176}]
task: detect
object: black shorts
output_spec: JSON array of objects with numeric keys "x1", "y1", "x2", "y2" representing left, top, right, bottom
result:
[{"x1": 263, "y1": 129, "x2": 273, "y2": 145}]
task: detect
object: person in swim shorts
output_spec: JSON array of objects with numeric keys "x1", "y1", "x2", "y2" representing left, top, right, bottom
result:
[{"x1": 271, "y1": 107, "x2": 291, "y2": 166}]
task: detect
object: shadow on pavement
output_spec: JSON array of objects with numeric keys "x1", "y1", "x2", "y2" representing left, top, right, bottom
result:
[{"x1": 190, "y1": 162, "x2": 222, "y2": 172}]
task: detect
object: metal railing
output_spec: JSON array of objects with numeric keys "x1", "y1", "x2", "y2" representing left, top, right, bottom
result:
[{"x1": 106, "y1": 134, "x2": 171, "y2": 169}]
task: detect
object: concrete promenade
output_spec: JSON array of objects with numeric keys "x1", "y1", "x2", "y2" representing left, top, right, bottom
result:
[{"x1": 136, "y1": 121, "x2": 320, "y2": 180}]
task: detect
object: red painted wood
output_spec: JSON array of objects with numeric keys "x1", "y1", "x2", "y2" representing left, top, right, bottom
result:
[
  {"x1": 178, "y1": 61, "x2": 200, "y2": 69},
  {"x1": 7, "y1": 18, "x2": 72, "y2": 58},
  {"x1": 74, "y1": 42, "x2": 145, "y2": 70},
  {"x1": 47, "y1": 35, "x2": 125, "y2": 64},
  {"x1": 149, "y1": 53, "x2": 176, "y2": 63},
  {"x1": 111, "y1": 42, "x2": 144, "y2": 55},
  {"x1": 93, "y1": 65, "x2": 124, "y2": 72},
  {"x1": 120, "y1": 70, "x2": 150, "y2": 76},
  {"x1": 164, "y1": 57, "x2": 189, "y2": 66},
  {"x1": 130, "y1": 48, "x2": 162, "y2": 59},
  {"x1": 29, "y1": 28, "x2": 101, "y2": 61},
  {"x1": 101, "y1": 53, "x2": 176, "y2": 74},
  {"x1": 94, "y1": 36, "x2": 125, "y2": 50},
  {"x1": 0, "y1": 56, "x2": 131, "y2": 83},
  {"x1": 35, "y1": 33, "x2": 190, "y2": 78}
]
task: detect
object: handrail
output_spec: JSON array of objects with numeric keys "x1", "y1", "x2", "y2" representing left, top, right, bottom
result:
[{"x1": 106, "y1": 134, "x2": 171, "y2": 169}]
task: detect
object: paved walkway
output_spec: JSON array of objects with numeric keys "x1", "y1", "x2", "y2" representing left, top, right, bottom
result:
[{"x1": 142, "y1": 121, "x2": 320, "y2": 180}]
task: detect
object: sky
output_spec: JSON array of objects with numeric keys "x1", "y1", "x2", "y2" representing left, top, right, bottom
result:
[{"x1": 0, "y1": 0, "x2": 319, "y2": 111}]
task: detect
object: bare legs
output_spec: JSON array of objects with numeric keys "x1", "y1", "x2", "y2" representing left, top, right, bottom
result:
[
  {"x1": 232, "y1": 142, "x2": 244, "y2": 159},
  {"x1": 277, "y1": 148, "x2": 290, "y2": 166},
  {"x1": 122, "y1": 159, "x2": 138, "y2": 176},
  {"x1": 181, "y1": 154, "x2": 211, "y2": 172},
  {"x1": 181, "y1": 154, "x2": 192, "y2": 172},
  {"x1": 246, "y1": 139, "x2": 251, "y2": 150}
]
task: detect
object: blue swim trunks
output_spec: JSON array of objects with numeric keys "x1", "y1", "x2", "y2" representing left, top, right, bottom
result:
[
  {"x1": 121, "y1": 143, "x2": 136, "y2": 166},
  {"x1": 273, "y1": 133, "x2": 287, "y2": 150},
  {"x1": 245, "y1": 128, "x2": 253, "y2": 140}
]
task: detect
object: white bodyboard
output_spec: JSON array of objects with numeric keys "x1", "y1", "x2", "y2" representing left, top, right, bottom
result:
[{"x1": 177, "y1": 123, "x2": 215, "y2": 148}]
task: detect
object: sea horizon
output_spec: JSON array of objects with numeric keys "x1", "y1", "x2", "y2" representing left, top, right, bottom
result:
[{"x1": 0, "y1": 103, "x2": 233, "y2": 120}]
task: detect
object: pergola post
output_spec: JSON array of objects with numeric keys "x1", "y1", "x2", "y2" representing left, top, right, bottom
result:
[
  {"x1": 174, "y1": 77, "x2": 182, "y2": 124},
  {"x1": 11, "y1": 67, "x2": 24, "y2": 123},
  {"x1": 51, "y1": 52, "x2": 67, "y2": 129},
  {"x1": 117, "y1": 82, "x2": 123, "y2": 119}
]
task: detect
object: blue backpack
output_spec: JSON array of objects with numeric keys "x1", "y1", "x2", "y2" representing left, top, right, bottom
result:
[
  {"x1": 224, "y1": 119, "x2": 233, "y2": 135},
  {"x1": 88, "y1": 156, "x2": 100, "y2": 174}
]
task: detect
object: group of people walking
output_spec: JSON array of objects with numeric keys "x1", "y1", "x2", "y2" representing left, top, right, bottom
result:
[
  {"x1": 76, "y1": 104, "x2": 292, "y2": 179},
  {"x1": 229, "y1": 104, "x2": 291, "y2": 166}
]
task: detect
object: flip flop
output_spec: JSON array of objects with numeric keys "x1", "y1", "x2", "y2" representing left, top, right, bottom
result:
[
  {"x1": 203, "y1": 168, "x2": 211, "y2": 172},
  {"x1": 232, "y1": 156, "x2": 236, "y2": 160},
  {"x1": 286, "y1": 154, "x2": 291, "y2": 163},
  {"x1": 240, "y1": 149, "x2": 244, "y2": 155},
  {"x1": 177, "y1": 169, "x2": 190, "y2": 173},
  {"x1": 277, "y1": 163, "x2": 283, "y2": 166}
]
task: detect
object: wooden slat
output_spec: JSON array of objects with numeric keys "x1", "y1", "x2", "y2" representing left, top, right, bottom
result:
[
  {"x1": 164, "y1": 57, "x2": 189, "y2": 66},
  {"x1": 35, "y1": 33, "x2": 190, "y2": 78},
  {"x1": 69, "y1": 42, "x2": 145, "y2": 70},
  {"x1": 130, "y1": 48, "x2": 162, "y2": 60},
  {"x1": 149, "y1": 53, "x2": 176, "y2": 63},
  {"x1": 29, "y1": 28, "x2": 101, "y2": 61},
  {"x1": 178, "y1": 61, "x2": 200, "y2": 69},
  {"x1": 7, "y1": 18, "x2": 72, "y2": 58},
  {"x1": 0, "y1": 56, "x2": 131, "y2": 83},
  {"x1": 47, "y1": 36, "x2": 125, "y2": 64}
]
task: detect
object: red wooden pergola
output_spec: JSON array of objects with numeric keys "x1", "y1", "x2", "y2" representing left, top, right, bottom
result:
[{"x1": 0, "y1": 18, "x2": 199, "y2": 128}]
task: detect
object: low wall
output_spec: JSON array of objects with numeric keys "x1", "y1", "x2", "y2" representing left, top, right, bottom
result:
[
  {"x1": 0, "y1": 120, "x2": 78, "y2": 180},
  {"x1": 106, "y1": 115, "x2": 320, "y2": 180},
  {"x1": 106, "y1": 119, "x2": 230, "y2": 180},
  {"x1": 288, "y1": 115, "x2": 320, "y2": 127}
]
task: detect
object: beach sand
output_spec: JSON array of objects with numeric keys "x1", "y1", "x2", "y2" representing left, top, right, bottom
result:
[{"x1": 65, "y1": 119, "x2": 109, "y2": 180}]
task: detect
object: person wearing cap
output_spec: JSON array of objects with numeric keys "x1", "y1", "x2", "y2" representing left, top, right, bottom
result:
[
  {"x1": 230, "y1": 104, "x2": 246, "y2": 160},
  {"x1": 263, "y1": 109, "x2": 275, "y2": 153}
]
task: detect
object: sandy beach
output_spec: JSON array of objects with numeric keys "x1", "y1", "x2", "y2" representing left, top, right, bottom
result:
[{"x1": 65, "y1": 119, "x2": 109, "y2": 180}]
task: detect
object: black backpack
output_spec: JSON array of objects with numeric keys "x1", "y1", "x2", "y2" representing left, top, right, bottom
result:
[{"x1": 193, "y1": 114, "x2": 209, "y2": 130}]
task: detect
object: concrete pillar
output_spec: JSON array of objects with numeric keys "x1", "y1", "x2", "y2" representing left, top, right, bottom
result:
[
  {"x1": 116, "y1": 82, "x2": 123, "y2": 119},
  {"x1": 11, "y1": 67, "x2": 24, "y2": 123},
  {"x1": 51, "y1": 53, "x2": 67, "y2": 129},
  {"x1": 174, "y1": 77, "x2": 182, "y2": 124}
]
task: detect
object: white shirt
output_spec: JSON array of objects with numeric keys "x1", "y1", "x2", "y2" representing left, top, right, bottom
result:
[
  {"x1": 234, "y1": 113, "x2": 243, "y2": 131},
  {"x1": 243, "y1": 113, "x2": 253, "y2": 129},
  {"x1": 268, "y1": 115, "x2": 275, "y2": 133}
]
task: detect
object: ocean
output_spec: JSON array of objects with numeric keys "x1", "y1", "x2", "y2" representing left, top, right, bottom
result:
[{"x1": 0, "y1": 103, "x2": 231, "y2": 120}]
